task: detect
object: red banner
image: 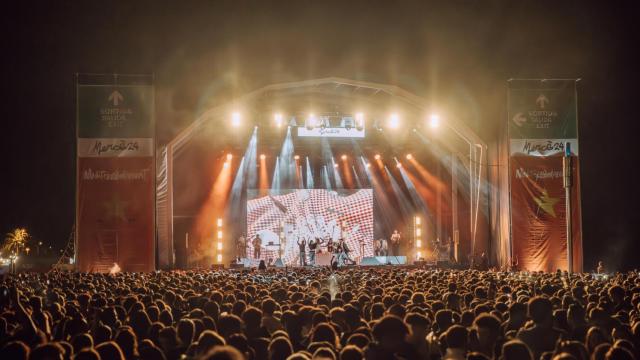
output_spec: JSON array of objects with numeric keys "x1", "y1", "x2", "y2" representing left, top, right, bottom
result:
[
  {"x1": 510, "y1": 155, "x2": 582, "y2": 272},
  {"x1": 77, "y1": 157, "x2": 155, "y2": 272}
]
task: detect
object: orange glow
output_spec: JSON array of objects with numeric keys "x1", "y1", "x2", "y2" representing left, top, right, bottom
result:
[
  {"x1": 294, "y1": 155, "x2": 300, "y2": 160},
  {"x1": 342, "y1": 160, "x2": 354, "y2": 188},
  {"x1": 341, "y1": 154, "x2": 347, "y2": 161},
  {"x1": 407, "y1": 157, "x2": 446, "y2": 193},
  {"x1": 193, "y1": 158, "x2": 234, "y2": 252},
  {"x1": 259, "y1": 156, "x2": 269, "y2": 196},
  {"x1": 374, "y1": 154, "x2": 381, "y2": 160},
  {"x1": 226, "y1": 153, "x2": 233, "y2": 161}
]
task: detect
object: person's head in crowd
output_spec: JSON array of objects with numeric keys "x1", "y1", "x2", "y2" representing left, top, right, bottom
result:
[
  {"x1": 177, "y1": 318, "x2": 195, "y2": 346},
  {"x1": 500, "y1": 339, "x2": 532, "y2": 360},
  {"x1": 435, "y1": 309, "x2": 454, "y2": 334},
  {"x1": 345, "y1": 333, "x2": 369, "y2": 349},
  {"x1": 473, "y1": 313, "x2": 502, "y2": 358},
  {"x1": 138, "y1": 344, "x2": 167, "y2": 360},
  {"x1": 404, "y1": 312, "x2": 430, "y2": 343},
  {"x1": 554, "y1": 340, "x2": 589, "y2": 360},
  {"x1": 507, "y1": 302, "x2": 528, "y2": 327},
  {"x1": 197, "y1": 330, "x2": 226, "y2": 356},
  {"x1": 202, "y1": 345, "x2": 245, "y2": 360},
  {"x1": 114, "y1": 326, "x2": 138, "y2": 359},
  {"x1": 591, "y1": 343, "x2": 612, "y2": 360},
  {"x1": 587, "y1": 327, "x2": 609, "y2": 353},
  {"x1": 71, "y1": 333, "x2": 93, "y2": 354},
  {"x1": 445, "y1": 325, "x2": 469, "y2": 352},
  {"x1": 218, "y1": 314, "x2": 245, "y2": 340},
  {"x1": 604, "y1": 346, "x2": 635, "y2": 360},
  {"x1": 73, "y1": 349, "x2": 100, "y2": 360},
  {"x1": 467, "y1": 351, "x2": 491, "y2": 360},
  {"x1": 339, "y1": 345, "x2": 363, "y2": 360},
  {"x1": 227, "y1": 333, "x2": 253, "y2": 359},
  {"x1": 268, "y1": 336, "x2": 293, "y2": 360},
  {"x1": 96, "y1": 341, "x2": 125, "y2": 360},
  {"x1": 312, "y1": 346, "x2": 336, "y2": 360},
  {"x1": 29, "y1": 343, "x2": 66, "y2": 360},
  {"x1": 310, "y1": 323, "x2": 339, "y2": 350},
  {"x1": 371, "y1": 315, "x2": 409, "y2": 353},
  {"x1": 3, "y1": 341, "x2": 30, "y2": 360},
  {"x1": 528, "y1": 296, "x2": 554, "y2": 327}
]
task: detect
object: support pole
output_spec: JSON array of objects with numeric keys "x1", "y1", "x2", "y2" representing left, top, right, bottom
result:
[{"x1": 563, "y1": 143, "x2": 573, "y2": 273}]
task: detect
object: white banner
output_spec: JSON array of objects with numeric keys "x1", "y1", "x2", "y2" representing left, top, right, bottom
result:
[
  {"x1": 77, "y1": 138, "x2": 154, "y2": 157},
  {"x1": 509, "y1": 138, "x2": 579, "y2": 156},
  {"x1": 297, "y1": 127, "x2": 365, "y2": 138}
]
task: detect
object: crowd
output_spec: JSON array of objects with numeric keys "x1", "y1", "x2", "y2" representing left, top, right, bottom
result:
[{"x1": 1, "y1": 267, "x2": 639, "y2": 360}]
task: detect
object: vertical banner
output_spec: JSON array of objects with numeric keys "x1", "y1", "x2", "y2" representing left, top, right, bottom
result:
[
  {"x1": 76, "y1": 77, "x2": 155, "y2": 272},
  {"x1": 508, "y1": 80, "x2": 582, "y2": 272}
]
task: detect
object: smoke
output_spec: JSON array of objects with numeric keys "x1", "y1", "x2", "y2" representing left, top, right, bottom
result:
[{"x1": 109, "y1": 263, "x2": 121, "y2": 275}]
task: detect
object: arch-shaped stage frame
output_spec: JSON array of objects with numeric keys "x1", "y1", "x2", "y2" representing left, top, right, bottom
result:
[{"x1": 156, "y1": 77, "x2": 490, "y2": 268}]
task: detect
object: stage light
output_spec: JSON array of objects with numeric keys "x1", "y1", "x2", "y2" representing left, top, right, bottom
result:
[
  {"x1": 417, "y1": 251, "x2": 422, "y2": 259},
  {"x1": 406, "y1": 153, "x2": 413, "y2": 160},
  {"x1": 217, "y1": 218, "x2": 223, "y2": 227},
  {"x1": 416, "y1": 228, "x2": 421, "y2": 236},
  {"x1": 416, "y1": 239, "x2": 422, "y2": 248},
  {"x1": 294, "y1": 155, "x2": 300, "y2": 160},
  {"x1": 374, "y1": 154, "x2": 381, "y2": 160},
  {"x1": 355, "y1": 112, "x2": 364, "y2": 130},
  {"x1": 260, "y1": 154, "x2": 266, "y2": 160},
  {"x1": 396, "y1": 163, "x2": 402, "y2": 168},
  {"x1": 429, "y1": 114, "x2": 440, "y2": 128},
  {"x1": 217, "y1": 242, "x2": 223, "y2": 250},
  {"x1": 306, "y1": 113, "x2": 316, "y2": 130},
  {"x1": 226, "y1": 154, "x2": 233, "y2": 161},
  {"x1": 217, "y1": 230, "x2": 223, "y2": 239},
  {"x1": 274, "y1": 113, "x2": 283, "y2": 127},
  {"x1": 366, "y1": 163, "x2": 371, "y2": 168},
  {"x1": 231, "y1": 112, "x2": 241, "y2": 127},
  {"x1": 415, "y1": 216, "x2": 421, "y2": 225},
  {"x1": 341, "y1": 154, "x2": 347, "y2": 161},
  {"x1": 388, "y1": 113, "x2": 400, "y2": 129},
  {"x1": 334, "y1": 163, "x2": 339, "y2": 168},
  {"x1": 216, "y1": 254, "x2": 222, "y2": 263}
]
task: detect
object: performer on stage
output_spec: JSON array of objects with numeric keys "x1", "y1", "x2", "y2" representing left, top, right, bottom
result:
[
  {"x1": 336, "y1": 238, "x2": 354, "y2": 266},
  {"x1": 374, "y1": 238, "x2": 382, "y2": 256},
  {"x1": 297, "y1": 237, "x2": 307, "y2": 266},
  {"x1": 252, "y1": 234, "x2": 262, "y2": 259},
  {"x1": 390, "y1": 230, "x2": 401, "y2": 256},
  {"x1": 326, "y1": 236, "x2": 334, "y2": 254},
  {"x1": 236, "y1": 234, "x2": 246, "y2": 261},
  {"x1": 308, "y1": 237, "x2": 322, "y2": 265}
]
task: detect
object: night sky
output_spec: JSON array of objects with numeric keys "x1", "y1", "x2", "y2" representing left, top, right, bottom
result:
[{"x1": 2, "y1": 0, "x2": 639, "y2": 270}]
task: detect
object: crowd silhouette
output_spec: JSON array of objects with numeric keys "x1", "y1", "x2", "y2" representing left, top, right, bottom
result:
[{"x1": 1, "y1": 268, "x2": 638, "y2": 360}]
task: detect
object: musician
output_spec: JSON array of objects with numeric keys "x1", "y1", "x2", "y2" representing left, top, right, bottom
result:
[
  {"x1": 381, "y1": 238, "x2": 388, "y2": 256},
  {"x1": 252, "y1": 234, "x2": 262, "y2": 259},
  {"x1": 336, "y1": 238, "x2": 354, "y2": 266},
  {"x1": 308, "y1": 237, "x2": 322, "y2": 265},
  {"x1": 326, "y1": 237, "x2": 335, "y2": 254},
  {"x1": 297, "y1": 237, "x2": 307, "y2": 266},
  {"x1": 374, "y1": 239, "x2": 382, "y2": 256},
  {"x1": 236, "y1": 235, "x2": 246, "y2": 260},
  {"x1": 390, "y1": 230, "x2": 401, "y2": 256}
]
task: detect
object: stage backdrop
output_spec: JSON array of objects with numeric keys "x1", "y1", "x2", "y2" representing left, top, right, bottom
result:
[
  {"x1": 246, "y1": 189, "x2": 373, "y2": 266},
  {"x1": 508, "y1": 80, "x2": 582, "y2": 272},
  {"x1": 76, "y1": 78, "x2": 155, "y2": 272}
]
